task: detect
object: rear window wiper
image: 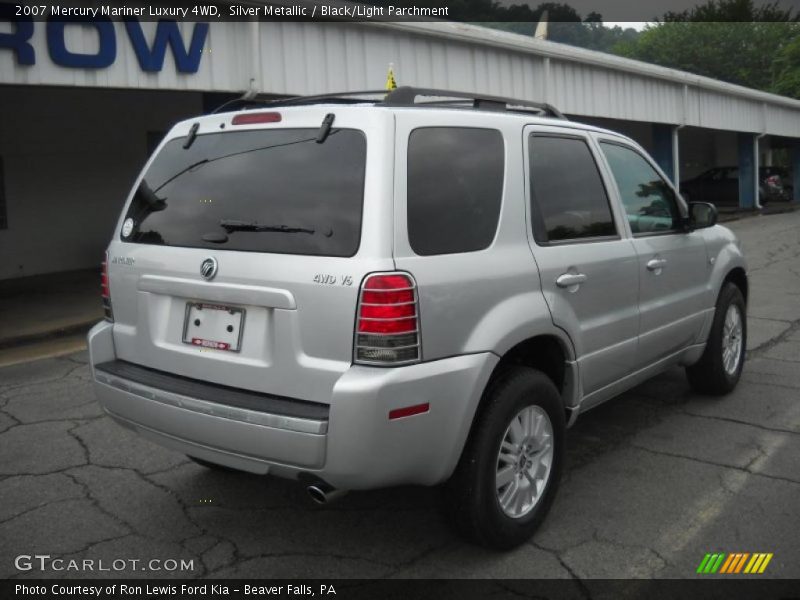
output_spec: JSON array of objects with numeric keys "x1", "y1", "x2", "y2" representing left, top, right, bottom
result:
[{"x1": 219, "y1": 219, "x2": 316, "y2": 235}]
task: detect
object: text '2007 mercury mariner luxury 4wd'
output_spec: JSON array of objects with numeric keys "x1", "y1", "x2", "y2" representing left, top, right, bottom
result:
[{"x1": 89, "y1": 87, "x2": 748, "y2": 549}]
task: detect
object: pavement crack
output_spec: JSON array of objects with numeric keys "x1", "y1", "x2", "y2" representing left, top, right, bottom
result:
[
  {"x1": 53, "y1": 533, "x2": 131, "y2": 561},
  {"x1": 118, "y1": 467, "x2": 210, "y2": 557},
  {"x1": 378, "y1": 541, "x2": 456, "y2": 578},
  {"x1": 66, "y1": 421, "x2": 92, "y2": 465},
  {"x1": 590, "y1": 530, "x2": 670, "y2": 572},
  {"x1": 205, "y1": 550, "x2": 394, "y2": 577},
  {"x1": 60, "y1": 354, "x2": 90, "y2": 366},
  {"x1": 740, "y1": 377, "x2": 800, "y2": 391},
  {"x1": 748, "y1": 315, "x2": 800, "y2": 355},
  {"x1": 61, "y1": 470, "x2": 133, "y2": 536},
  {"x1": 0, "y1": 362, "x2": 88, "y2": 393},
  {"x1": 0, "y1": 406, "x2": 21, "y2": 428},
  {"x1": 630, "y1": 444, "x2": 800, "y2": 486},
  {"x1": 0, "y1": 414, "x2": 104, "y2": 432},
  {"x1": 0, "y1": 496, "x2": 80, "y2": 526},
  {"x1": 679, "y1": 410, "x2": 800, "y2": 436},
  {"x1": 529, "y1": 541, "x2": 592, "y2": 599},
  {"x1": 492, "y1": 581, "x2": 550, "y2": 600}
]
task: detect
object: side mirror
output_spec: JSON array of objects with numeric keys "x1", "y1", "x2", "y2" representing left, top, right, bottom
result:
[{"x1": 688, "y1": 202, "x2": 718, "y2": 230}]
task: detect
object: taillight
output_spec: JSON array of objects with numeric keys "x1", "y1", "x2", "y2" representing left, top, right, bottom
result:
[
  {"x1": 101, "y1": 252, "x2": 113, "y2": 322},
  {"x1": 354, "y1": 273, "x2": 420, "y2": 365},
  {"x1": 766, "y1": 175, "x2": 780, "y2": 185}
]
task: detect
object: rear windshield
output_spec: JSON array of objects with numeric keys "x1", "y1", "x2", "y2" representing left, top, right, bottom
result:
[{"x1": 122, "y1": 128, "x2": 367, "y2": 256}]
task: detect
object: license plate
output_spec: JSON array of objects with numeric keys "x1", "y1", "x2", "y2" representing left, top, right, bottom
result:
[{"x1": 182, "y1": 303, "x2": 245, "y2": 352}]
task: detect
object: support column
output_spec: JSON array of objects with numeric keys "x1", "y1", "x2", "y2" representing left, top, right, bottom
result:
[
  {"x1": 652, "y1": 124, "x2": 676, "y2": 183},
  {"x1": 793, "y1": 141, "x2": 800, "y2": 204},
  {"x1": 737, "y1": 133, "x2": 758, "y2": 209}
]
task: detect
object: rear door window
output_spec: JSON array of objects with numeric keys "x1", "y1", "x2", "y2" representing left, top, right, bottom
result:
[
  {"x1": 528, "y1": 134, "x2": 617, "y2": 244},
  {"x1": 407, "y1": 127, "x2": 504, "y2": 255},
  {"x1": 123, "y1": 128, "x2": 367, "y2": 257}
]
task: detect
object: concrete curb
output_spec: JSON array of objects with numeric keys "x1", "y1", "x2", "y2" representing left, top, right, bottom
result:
[
  {"x1": 718, "y1": 203, "x2": 798, "y2": 223},
  {"x1": 0, "y1": 320, "x2": 96, "y2": 351}
]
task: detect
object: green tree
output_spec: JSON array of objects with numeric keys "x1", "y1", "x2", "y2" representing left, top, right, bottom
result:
[
  {"x1": 662, "y1": 0, "x2": 795, "y2": 21},
  {"x1": 482, "y1": 3, "x2": 640, "y2": 53},
  {"x1": 771, "y1": 35, "x2": 800, "y2": 98},
  {"x1": 612, "y1": 0, "x2": 800, "y2": 98}
]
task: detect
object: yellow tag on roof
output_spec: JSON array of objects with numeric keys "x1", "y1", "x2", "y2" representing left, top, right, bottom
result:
[{"x1": 385, "y1": 65, "x2": 397, "y2": 91}]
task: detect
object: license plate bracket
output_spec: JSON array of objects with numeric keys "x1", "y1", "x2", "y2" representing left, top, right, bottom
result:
[{"x1": 182, "y1": 302, "x2": 245, "y2": 352}]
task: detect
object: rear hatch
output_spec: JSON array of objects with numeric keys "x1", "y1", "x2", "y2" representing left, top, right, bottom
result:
[{"x1": 105, "y1": 107, "x2": 394, "y2": 403}]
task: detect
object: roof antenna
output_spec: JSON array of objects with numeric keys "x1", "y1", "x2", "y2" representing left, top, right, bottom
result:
[{"x1": 210, "y1": 79, "x2": 260, "y2": 114}]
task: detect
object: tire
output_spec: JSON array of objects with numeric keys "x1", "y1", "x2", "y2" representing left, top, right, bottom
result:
[
  {"x1": 444, "y1": 367, "x2": 565, "y2": 550},
  {"x1": 686, "y1": 282, "x2": 746, "y2": 395},
  {"x1": 188, "y1": 455, "x2": 239, "y2": 472}
]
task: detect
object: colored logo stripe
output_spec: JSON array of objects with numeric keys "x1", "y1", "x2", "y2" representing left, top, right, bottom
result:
[
  {"x1": 744, "y1": 553, "x2": 774, "y2": 574},
  {"x1": 697, "y1": 553, "x2": 713, "y2": 573},
  {"x1": 697, "y1": 553, "x2": 726, "y2": 573},
  {"x1": 719, "y1": 553, "x2": 736, "y2": 573},
  {"x1": 698, "y1": 552, "x2": 773, "y2": 574}
]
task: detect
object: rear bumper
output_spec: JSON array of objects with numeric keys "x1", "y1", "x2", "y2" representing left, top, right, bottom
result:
[{"x1": 88, "y1": 321, "x2": 497, "y2": 489}]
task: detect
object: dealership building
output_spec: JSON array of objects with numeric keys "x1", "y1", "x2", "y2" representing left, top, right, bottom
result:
[{"x1": 1, "y1": 14, "x2": 800, "y2": 280}]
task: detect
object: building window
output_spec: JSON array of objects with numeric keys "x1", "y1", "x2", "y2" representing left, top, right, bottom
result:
[{"x1": 0, "y1": 157, "x2": 7, "y2": 230}]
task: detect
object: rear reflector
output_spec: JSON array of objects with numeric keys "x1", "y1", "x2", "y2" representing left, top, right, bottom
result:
[
  {"x1": 101, "y1": 251, "x2": 113, "y2": 322},
  {"x1": 232, "y1": 112, "x2": 282, "y2": 125},
  {"x1": 389, "y1": 403, "x2": 430, "y2": 420},
  {"x1": 354, "y1": 272, "x2": 420, "y2": 366}
]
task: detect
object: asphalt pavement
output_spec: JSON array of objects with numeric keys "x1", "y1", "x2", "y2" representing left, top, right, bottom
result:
[{"x1": 1, "y1": 211, "x2": 799, "y2": 581}]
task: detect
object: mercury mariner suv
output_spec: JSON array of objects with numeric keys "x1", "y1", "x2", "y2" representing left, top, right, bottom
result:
[{"x1": 89, "y1": 87, "x2": 748, "y2": 549}]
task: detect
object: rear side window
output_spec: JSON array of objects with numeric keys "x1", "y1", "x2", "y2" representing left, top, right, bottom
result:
[
  {"x1": 123, "y1": 128, "x2": 366, "y2": 257},
  {"x1": 529, "y1": 135, "x2": 617, "y2": 244},
  {"x1": 407, "y1": 128, "x2": 504, "y2": 255}
]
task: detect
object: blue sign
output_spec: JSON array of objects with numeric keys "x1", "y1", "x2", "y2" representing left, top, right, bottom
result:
[{"x1": 0, "y1": 10, "x2": 208, "y2": 74}]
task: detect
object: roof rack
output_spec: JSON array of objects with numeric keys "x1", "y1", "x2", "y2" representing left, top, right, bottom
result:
[
  {"x1": 211, "y1": 86, "x2": 566, "y2": 120},
  {"x1": 210, "y1": 90, "x2": 386, "y2": 114},
  {"x1": 384, "y1": 87, "x2": 567, "y2": 119}
]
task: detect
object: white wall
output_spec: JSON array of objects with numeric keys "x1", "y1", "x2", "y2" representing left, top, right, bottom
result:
[
  {"x1": 569, "y1": 116, "x2": 654, "y2": 150},
  {"x1": 2, "y1": 19, "x2": 800, "y2": 137},
  {"x1": 0, "y1": 86, "x2": 202, "y2": 279}
]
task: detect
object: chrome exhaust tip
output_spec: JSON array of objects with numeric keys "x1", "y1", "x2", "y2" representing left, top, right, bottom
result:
[{"x1": 307, "y1": 483, "x2": 347, "y2": 505}]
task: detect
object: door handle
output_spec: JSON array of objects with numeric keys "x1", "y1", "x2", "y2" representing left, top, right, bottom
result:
[
  {"x1": 556, "y1": 273, "x2": 588, "y2": 288},
  {"x1": 646, "y1": 258, "x2": 667, "y2": 271}
]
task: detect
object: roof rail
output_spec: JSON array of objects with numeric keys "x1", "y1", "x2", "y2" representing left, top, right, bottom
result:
[
  {"x1": 261, "y1": 90, "x2": 387, "y2": 107},
  {"x1": 210, "y1": 90, "x2": 387, "y2": 113},
  {"x1": 384, "y1": 87, "x2": 566, "y2": 119},
  {"x1": 211, "y1": 87, "x2": 566, "y2": 119}
]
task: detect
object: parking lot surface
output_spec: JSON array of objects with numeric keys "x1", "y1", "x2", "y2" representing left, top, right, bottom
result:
[{"x1": 1, "y1": 211, "x2": 799, "y2": 580}]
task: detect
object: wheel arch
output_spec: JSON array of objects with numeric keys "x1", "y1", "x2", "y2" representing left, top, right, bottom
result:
[
  {"x1": 723, "y1": 266, "x2": 748, "y2": 305},
  {"x1": 488, "y1": 334, "x2": 572, "y2": 396},
  {"x1": 451, "y1": 334, "x2": 576, "y2": 476}
]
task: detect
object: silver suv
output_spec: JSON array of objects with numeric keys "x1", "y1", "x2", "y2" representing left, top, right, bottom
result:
[{"x1": 89, "y1": 88, "x2": 748, "y2": 549}]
